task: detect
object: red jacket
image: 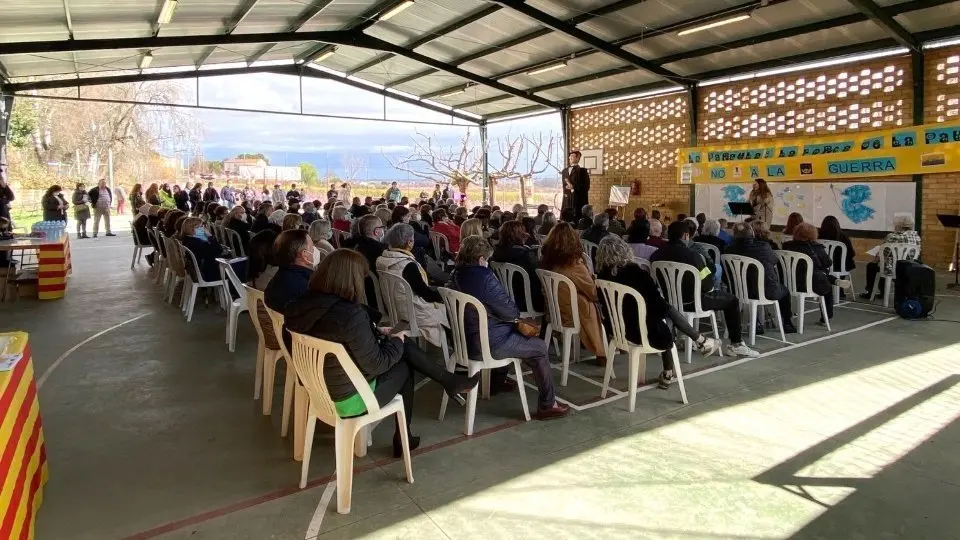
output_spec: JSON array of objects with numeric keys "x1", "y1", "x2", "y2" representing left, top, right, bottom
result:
[
  {"x1": 333, "y1": 219, "x2": 351, "y2": 232},
  {"x1": 432, "y1": 221, "x2": 461, "y2": 252}
]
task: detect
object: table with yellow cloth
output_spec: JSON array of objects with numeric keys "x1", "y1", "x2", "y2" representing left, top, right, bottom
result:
[{"x1": 0, "y1": 332, "x2": 48, "y2": 539}]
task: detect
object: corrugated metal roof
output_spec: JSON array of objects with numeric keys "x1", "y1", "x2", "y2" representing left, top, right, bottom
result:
[{"x1": 0, "y1": 0, "x2": 958, "y2": 121}]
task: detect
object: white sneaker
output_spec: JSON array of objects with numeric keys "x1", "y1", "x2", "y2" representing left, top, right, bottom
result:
[
  {"x1": 727, "y1": 342, "x2": 760, "y2": 357},
  {"x1": 695, "y1": 337, "x2": 720, "y2": 357}
]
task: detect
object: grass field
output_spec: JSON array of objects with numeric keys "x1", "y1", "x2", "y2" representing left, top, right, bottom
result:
[{"x1": 10, "y1": 207, "x2": 42, "y2": 232}]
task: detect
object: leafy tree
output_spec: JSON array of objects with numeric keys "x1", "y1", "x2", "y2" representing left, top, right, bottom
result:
[
  {"x1": 299, "y1": 162, "x2": 319, "y2": 185},
  {"x1": 8, "y1": 103, "x2": 36, "y2": 148},
  {"x1": 206, "y1": 160, "x2": 224, "y2": 174},
  {"x1": 236, "y1": 152, "x2": 269, "y2": 164}
]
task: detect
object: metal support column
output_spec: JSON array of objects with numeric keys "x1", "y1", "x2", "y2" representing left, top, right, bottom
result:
[
  {"x1": 480, "y1": 122, "x2": 489, "y2": 205},
  {"x1": 688, "y1": 85, "x2": 699, "y2": 216},
  {"x1": 0, "y1": 93, "x2": 12, "y2": 182},
  {"x1": 560, "y1": 105, "x2": 570, "y2": 158},
  {"x1": 912, "y1": 51, "x2": 924, "y2": 233}
]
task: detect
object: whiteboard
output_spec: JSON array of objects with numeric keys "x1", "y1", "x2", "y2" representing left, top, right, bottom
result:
[
  {"x1": 694, "y1": 182, "x2": 915, "y2": 231},
  {"x1": 609, "y1": 185, "x2": 630, "y2": 206}
]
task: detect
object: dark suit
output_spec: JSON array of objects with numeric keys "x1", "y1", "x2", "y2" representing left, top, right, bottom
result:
[{"x1": 562, "y1": 164, "x2": 590, "y2": 220}]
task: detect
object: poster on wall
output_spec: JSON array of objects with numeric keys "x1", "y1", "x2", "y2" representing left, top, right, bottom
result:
[
  {"x1": 677, "y1": 121, "x2": 960, "y2": 184},
  {"x1": 694, "y1": 181, "x2": 915, "y2": 231}
]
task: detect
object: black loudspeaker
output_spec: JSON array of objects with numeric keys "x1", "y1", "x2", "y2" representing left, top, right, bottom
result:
[{"x1": 894, "y1": 260, "x2": 935, "y2": 318}]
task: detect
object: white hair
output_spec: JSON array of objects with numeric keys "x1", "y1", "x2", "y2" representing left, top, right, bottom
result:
[
  {"x1": 702, "y1": 218, "x2": 720, "y2": 236},
  {"x1": 649, "y1": 219, "x2": 663, "y2": 237},
  {"x1": 893, "y1": 214, "x2": 915, "y2": 231}
]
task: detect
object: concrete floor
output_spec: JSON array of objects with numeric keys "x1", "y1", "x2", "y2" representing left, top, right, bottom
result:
[{"x1": 4, "y1": 234, "x2": 960, "y2": 540}]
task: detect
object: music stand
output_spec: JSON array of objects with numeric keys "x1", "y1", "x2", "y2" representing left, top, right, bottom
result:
[
  {"x1": 937, "y1": 214, "x2": 960, "y2": 289},
  {"x1": 727, "y1": 202, "x2": 753, "y2": 221}
]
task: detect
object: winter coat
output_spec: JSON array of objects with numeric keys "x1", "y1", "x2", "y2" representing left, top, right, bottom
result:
[
  {"x1": 542, "y1": 258, "x2": 605, "y2": 357},
  {"x1": 651, "y1": 240, "x2": 715, "y2": 303},
  {"x1": 284, "y1": 292, "x2": 403, "y2": 402},
  {"x1": 376, "y1": 249, "x2": 447, "y2": 347},
  {"x1": 0, "y1": 184, "x2": 14, "y2": 221},
  {"x1": 597, "y1": 263, "x2": 673, "y2": 351},
  {"x1": 449, "y1": 264, "x2": 520, "y2": 355},
  {"x1": 72, "y1": 189, "x2": 91, "y2": 221},
  {"x1": 264, "y1": 264, "x2": 314, "y2": 312},
  {"x1": 181, "y1": 234, "x2": 225, "y2": 282},
  {"x1": 88, "y1": 186, "x2": 111, "y2": 207},
  {"x1": 782, "y1": 240, "x2": 833, "y2": 296},
  {"x1": 42, "y1": 193, "x2": 66, "y2": 221}
]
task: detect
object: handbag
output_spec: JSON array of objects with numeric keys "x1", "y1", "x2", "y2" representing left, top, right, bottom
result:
[{"x1": 515, "y1": 317, "x2": 541, "y2": 337}]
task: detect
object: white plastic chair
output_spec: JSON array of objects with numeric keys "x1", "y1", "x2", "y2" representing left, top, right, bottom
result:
[
  {"x1": 537, "y1": 268, "x2": 609, "y2": 386},
  {"x1": 224, "y1": 227, "x2": 246, "y2": 257},
  {"x1": 429, "y1": 231, "x2": 453, "y2": 265},
  {"x1": 722, "y1": 254, "x2": 787, "y2": 345},
  {"x1": 379, "y1": 271, "x2": 450, "y2": 369},
  {"x1": 490, "y1": 262, "x2": 544, "y2": 319},
  {"x1": 180, "y1": 244, "x2": 226, "y2": 322},
  {"x1": 152, "y1": 229, "x2": 169, "y2": 285},
  {"x1": 535, "y1": 233, "x2": 546, "y2": 244},
  {"x1": 651, "y1": 261, "x2": 724, "y2": 364},
  {"x1": 288, "y1": 331, "x2": 414, "y2": 510},
  {"x1": 597, "y1": 280, "x2": 687, "y2": 410},
  {"x1": 579, "y1": 239, "x2": 598, "y2": 273},
  {"x1": 693, "y1": 241, "x2": 721, "y2": 269},
  {"x1": 264, "y1": 306, "x2": 303, "y2": 439},
  {"x1": 437, "y1": 288, "x2": 531, "y2": 436},
  {"x1": 775, "y1": 250, "x2": 831, "y2": 334},
  {"x1": 130, "y1": 225, "x2": 151, "y2": 269},
  {"x1": 217, "y1": 257, "x2": 248, "y2": 352},
  {"x1": 633, "y1": 257, "x2": 651, "y2": 273},
  {"x1": 819, "y1": 239, "x2": 853, "y2": 302},
  {"x1": 870, "y1": 243, "x2": 921, "y2": 307},
  {"x1": 163, "y1": 236, "x2": 187, "y2": 305},
  {"x1": 367, "y1": 270, "x2": 385, "y2": 318},
  {"x1": 243, "y1": 285, "x2": 277, "y2": 402}
]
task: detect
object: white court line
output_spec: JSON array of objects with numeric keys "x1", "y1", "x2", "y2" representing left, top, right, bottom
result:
[
  {"x1": 836, "y1": 303, "x2": 893, "y2": 315},
  {"x1": 519, "y1": 380, "x2": 583, "y2": 411},
  {"x1": 575, "y1": 316, "x2": 898, "y2": 411},
  {"x1": 549, "y1": 363, "x2": 624, "y2": 394},
  {"x1": 37, "y1": 312, "x2": 151, "y2": 389},
  {"x1": 304, "y1": 480, "x2": 336, "y2": 540}
]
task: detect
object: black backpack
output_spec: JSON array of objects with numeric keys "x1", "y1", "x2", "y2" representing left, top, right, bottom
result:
[{"x1": 894, "y1": 260, "x2": 935, "y2": 319}]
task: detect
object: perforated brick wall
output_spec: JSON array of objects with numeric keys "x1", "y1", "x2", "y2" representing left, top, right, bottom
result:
[{"x1": 923, "y1": 46, "x2": 960, "y2": 270}]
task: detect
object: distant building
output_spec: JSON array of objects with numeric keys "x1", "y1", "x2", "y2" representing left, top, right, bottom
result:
[
  {"x1": 223, "y1": 158, "x2": 267, "y2": 173},
  {"x1": 236, "y1": 165, "x2": 302, "y2": 182}
]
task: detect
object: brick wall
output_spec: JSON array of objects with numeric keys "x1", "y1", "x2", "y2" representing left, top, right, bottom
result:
[
  {"x1": 569, "y1": 92, "x2": 690, "y2": 220},
  {"x1": 923, "y1": 46, "x2": 960, "y2": 270}
]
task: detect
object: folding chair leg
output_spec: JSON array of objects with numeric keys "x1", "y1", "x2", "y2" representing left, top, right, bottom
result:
[
  {"x1": 464, "y1": 365, "x2": 480, "y2": 436},
  {"x1": 254, "y1": 345, "x2": 264, "y2": 400},
  {"x1": 395, "y1": 408, "x2": 414, "y2": 483},
  {"x1": 299, "y1": 416, "x2": 316, "y2": 489},
  {"x1": 820, "y1": 297, "x2": 831, "y2": 332},
  {"x1": 772, "y1": 302, "x2": 787, "y2": 343},
  {"x1": 560, "y1": 332, "x2": 573, "y2": 386},
  {"x1": 513, "y1": 360, "x2": 531, "y2": 422},
  {"x1": 601, "y1": 340, "x2": 616, "y2": 398},
  {"x1": 281, "y1": 365, "x2": 296, "y2": 438},
  {"x1": 684, "y1": 315, "x2": 694, "y2": 364},
  {"x1": 883, "y1": 277, "x2": 892, "y2": 308},
  {"x1": 334, "y1": 425, "x2": 355, "y2": 514},
  {"x1": 748, "y1": 303, "x2": 758, "y2": 346},
  {"x1": 627, "y1": 351, "x2": 640, "y2": 413},
  {"x1": 796, "y1": 295, "x2": 806, "y2": 335}
]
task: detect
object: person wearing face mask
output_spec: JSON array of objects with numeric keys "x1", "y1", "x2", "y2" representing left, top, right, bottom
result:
[
  {"x1": 308, "y1": 219, "x2": 335, "y2": 256},
  {"x1": 223, "y1": 204, "x2": 252, "y2": 254},
  {"x1": 376, "y1": 223, "x2": 450, "y2": 348},
  {"x1": 180, "y1": 217, "x2": 229, "y2": 282},
  {"x1": 42, "y1": 184, "x2": 69, "y2": 222},
  {"x1": 450, "y1": 235, "x2": 569, "y2": 420},
  {"x1": 264, "y1": 229, "x2": 317, "y2": 311}
]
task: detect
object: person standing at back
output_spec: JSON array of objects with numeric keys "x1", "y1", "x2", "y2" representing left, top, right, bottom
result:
[
  {"x1": 203, "y1": 182, "x2": 219, "y2": 205},
  {"x1": 72, "y1": 182, "x2": 91, "y2": 239},
  {"x1": 271, "y1": 183, "x2": 285, "y2": 206},
  {"x1": 385, "y1": 182, "x2": 402, "y2": 203},
  {"x1": 220, "y1": 181, "x2": 237, "y2": 208},
  {"x1": 114, "y1": 184, "x2": 126, "y2": 215},
  {"x1": 88, "y1": 178, "x2": 115, "y2": 237},
  {"x1": 286, "y1": 183, "x2": 303, "y2": 206}
]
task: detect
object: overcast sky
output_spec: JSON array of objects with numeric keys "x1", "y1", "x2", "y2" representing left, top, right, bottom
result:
[{"x1": 182, "y1": 72, "x2": 562, "y2": 179}]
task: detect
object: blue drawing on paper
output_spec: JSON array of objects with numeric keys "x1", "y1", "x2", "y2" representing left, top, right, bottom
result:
[
  {"x1": 720, "y1": 185, "x2": 747, "y2": 217},
  {"x1": 841, "y1": 184, "x2": 876, "y2": 224}
]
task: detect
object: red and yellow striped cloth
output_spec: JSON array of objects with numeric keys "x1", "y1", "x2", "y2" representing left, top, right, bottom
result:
[
  {"x1": 37, "y1": 236, "x2": 71, "y2": 300},
  {"x1": 0, "y1": 333, "x2": 48, "y2": 540}
]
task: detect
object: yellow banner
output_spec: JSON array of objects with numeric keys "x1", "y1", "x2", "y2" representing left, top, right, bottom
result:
[{"x1": 677, "y1": 122, "x2": 960, "y2": 184}]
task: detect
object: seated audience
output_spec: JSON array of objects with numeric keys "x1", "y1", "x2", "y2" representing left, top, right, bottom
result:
[
  {"x1": 717, "y1": 218, "x2": 733, "y2": 244},
  {"x1": 282, "y1": 213, "x2": 303, "y2": 231},
  {"x1": 431, "y1": 208, "x2": 462, "y2": 253},
  {"x1": 582, "y1": 213, "x2": 613, "y2": 245},
  {"x1": 162, "y1": 209, "x2": 185, "y2": 238},
  {"x1": 751, "y1": 220, "x2": 779, "y2": 250},
  {"x1": 520, "y1": 216, "x2": 538, "y2": 246},
  {"x1": 351, "y1": 214, "x2": 387, "y2": 272},
  {"x1": 247, "y1": 230, "x2": 279, "y2": 290},
  {"x1": 646, "y1": 219, "x2": 668, "y2": 249},
  {"x1": 223, "y1": 205, "x2": 251, "y2": 253},
  {"x1": 605, "y1": 208, "x2": 626, "y2": 236},
  {"x1": 308, "y1": 219, "x2": 336, "y2": 255},
  {"x1": 783, "y1": 212, "x2": 804, "y2": 238},
  {"x1": 652, "y1": 221, "x2": 761, "y2": 356},
  {"x1": 331, "y1": 206, "x2": 351, "y2": 232},
  {"x1": 284, "y1": 249, "x2": 478, "y2": 457},
  {"x1": 596, "y1": 236, "x2": 719, "y2": 387},
  {"x1": 460, "y1": 218, "x2": 484, "y2": 243},
  {"x1": 577, "y1": 205, "x2": 594, "y2": 230},
  {"x1": 723, "y1": 222, "x2": 798, "y2": 334},
  {"x1": 264, "y1": 229, "x2": 316, "y2": 311},
  {"x1": 537, "y1": 212, "x2": 557, "y2": 236},
  {"x1": 540, "y1": 223, "x2": 607, "y2": 364},
  {"x1": 180, "y1": 217, "x2": 226, "y2": 282},
  {"x1": 862, "y1": 214, "x2": 920, "y2": 299},
  {"x1": 301, "y1": 202, "x2": 319, "y2": 225},
  {"x1": 694, "y1": 219, "x2": 726, "y2": 252},
  {"x1": 626, "y1": 218, "x2": 658, "y2": 260},
  {"x1": 819, "y1": 215, "x2": 856, "y2": 273},
  {"x1": 559, "y1": 207, "x2": 576, "y2": 224},
  {"x1": 490, "y1": 221, "x2": 544, "y2": 313},
  {"x1": 534, "y1": 204, "x2": 549, "y2": 226},
  {"x1": 696, "y1": 213, "x2": 706, "y2": 235},
  {"x1": 782, "y1": 223, "x2": 853, "y2": 322},
  {"x1": 377, "y1": 223, "x2": 449, "y2": 348},
  {"x1": 450, "y1": 235, "x2": 568, "y2": 420}
]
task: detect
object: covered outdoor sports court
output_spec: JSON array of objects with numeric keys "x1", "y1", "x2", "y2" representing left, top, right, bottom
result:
[{"x1": 2, "y1": 0, "x2": 960, "y2": 539}]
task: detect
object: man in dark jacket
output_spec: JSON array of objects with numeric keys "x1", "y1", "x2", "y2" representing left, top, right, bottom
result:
[
  {"x1": 286, "y1": 183, "x2": 303, "y2": 206},
  {"x1": 651, "y1": 221, "x2": 760, "y2": 357},
  {"x1": 724, "y1": 223, "x2": 797, "y2": 333},
  {"x1": 341, "y1": 214, "x2": 386, "y2": 305},
  {"x1": 450, "y1": 235, "x2": 568, "y2": 420},
  {"x1": 582, "y1": 213, "x2": 613, "y2": 246},
  {"x1": 562, "y1": 151, "x2": 590, "y2": 221},
  {"x1": 0, "y1": 174, "x2": 14, "y2": 222},
  {"x1": 264, "y1": 229, "x2": 316, "y2": 311},
  {"x1": 87, "y1": 178, "x2": 115, "y2": 236},
  {"x1": 202, "y1": 182, "x2": 219, "y2": 204},
  {"x1": 220, "y1": 181, "x2": 237, "y2": 207}
]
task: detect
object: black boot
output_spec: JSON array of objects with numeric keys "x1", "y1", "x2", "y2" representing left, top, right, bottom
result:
[
  {"x1": 393, "y1": 431, "x2": 421, "y2": 458},
  {"x1": 440, "y1": 372, "x2": 480, "y2": 406}
]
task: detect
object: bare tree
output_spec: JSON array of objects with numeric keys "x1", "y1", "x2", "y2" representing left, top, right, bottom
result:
[
  {"x1": 386, "y1": 129, "x2": 483, "y2": 197},
  {"x1": 490, "y1": 131, "x2": 560, "y2": 207},
  {"x1": 341, "y1": 153, "x2": 368, "y2": 181}
]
